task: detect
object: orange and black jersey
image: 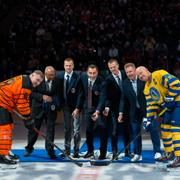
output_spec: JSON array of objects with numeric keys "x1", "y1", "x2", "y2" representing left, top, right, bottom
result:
[{"x1": 0, "y1": 75, "x2": 32, "y2": 117}]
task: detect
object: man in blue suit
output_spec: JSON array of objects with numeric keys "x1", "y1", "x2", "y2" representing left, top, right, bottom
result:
[
  {"x1": 81, "y1": 64, "x2": 107, "y2": 159},
  {"x1": 103, "y1": 58, "x2": 130, "y2": 159},
  {"x1": 58, "y1": 58, "x2": 84, "y2": 158},
  {"x1": 119, "y1": 62, "x2": 162, "y2": 161}
]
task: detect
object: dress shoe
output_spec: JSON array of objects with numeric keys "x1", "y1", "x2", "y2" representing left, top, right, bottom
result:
[
  {"x1": 73, "y1": 152, "x2": 79, "y2": 158},
  {"x1": 167, "y1": 156, "x2": 180, "y2": 168},
  {"x1": 98, "y1": 154, "x2": 106, "y2": 160},
  {"x1": 24, "y1": 150, "x2": 32, "y2": 157},
  {"x1": 84, "y1": 152, "x2": 94, "y2": 158},
  {"x1": 47, "y1": 149, "x2": 57, "y2": 159},
  {"x1": 131, "y1": 154, "x2": 142, "y2": 162},
  {"x1": 48, "y1": 153, "x2": 57, "y2": 159},
  {"x1": 156, "y1": 152, "x2": 174, "y2": 162},
  {"x1": 60, "y1": 150, "x2": 70, "y2": 158},
  {"x1": 112, "y1": 153, "x2": 118, "y2": 160},
  {"x1": 65, "y1": 150, "x2": 70, "y2": 156}
]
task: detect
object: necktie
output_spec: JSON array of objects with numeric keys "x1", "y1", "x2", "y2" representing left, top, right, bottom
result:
[
  {"x1": 88, "y1": 81, "x2": 92, "y2": 109},
  {"x1": 66, "y1": 75, "x2": 70, "y2": 94},
  {"x1": 131, "y1": 80, "x2": 140, "y2": 108},
  {"x1": 116, "y1": 76, "x2": 122, "y2": 89},
  {"x1": 44, "y1": 80, "x2": 50, "y2": 109},
  {"x1": 131, "y1": 80, "x2": 137, "y2": 95},
  {"x1": 45, "y1": 80, "x2": 50, "y2": 91}
]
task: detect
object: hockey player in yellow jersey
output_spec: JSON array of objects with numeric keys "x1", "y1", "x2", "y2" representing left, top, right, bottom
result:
[{"x1": 136, "y1": 66, "x2": 180, "y2": 168}]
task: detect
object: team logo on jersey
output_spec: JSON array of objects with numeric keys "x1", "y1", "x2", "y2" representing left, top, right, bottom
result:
[{"x1": 149, "y1": 87, "x2": 160, "y2": 102}]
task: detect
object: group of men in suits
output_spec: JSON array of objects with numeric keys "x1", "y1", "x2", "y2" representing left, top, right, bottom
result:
[{"x1": 23, "y1": 58, "x2": 162, "y2": 162}]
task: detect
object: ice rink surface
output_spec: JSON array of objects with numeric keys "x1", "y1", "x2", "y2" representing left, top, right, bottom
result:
[{"x1": 1, "y1": 121, "x2": 180, "y2": 180}]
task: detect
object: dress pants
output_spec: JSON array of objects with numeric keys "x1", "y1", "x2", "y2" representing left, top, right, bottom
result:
[
  {"x1": 63, "y1": 105, "x2": 81, "y2": 153},
  {"x1": 130, "y1": 121, "x2": 142, "y2": 155},
  {"x1": 109, "y1": 111, "x2": 130, "y2": 154},
  {"x1": 85, "y1": 109, "x2": 108, "y2": 155},
  {"x1": 25, "y1": 110, "x2": 57, "y2": 154}
]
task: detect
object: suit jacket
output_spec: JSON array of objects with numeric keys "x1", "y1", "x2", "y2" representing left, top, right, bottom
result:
[
  {"x1": 31, "y1": 77, "x2": 61, "y2": 119},
  {"x1": 122, "y1": 78, "x2": 146, "y2": 122},
  {"x1": 81, "y1": 72, "x2": 105, "y2": 112},
  {"x1": 58, "y1": 71, "x2": 84, "y2": 110},
  {"x1": 104, "y1": 70, "x2": 127, "y2": 113}
]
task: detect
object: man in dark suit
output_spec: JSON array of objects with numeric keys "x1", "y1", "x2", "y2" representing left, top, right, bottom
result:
[
  {"x1": 103, "y1": 58, "x2": 130, "y2": 159},
  {"x1": 24, "y1": 66, "x2": 60, "y2": 159},
  {"x1": 81, "y1": 64, "x2": 107, "y2": 159},
  {"x1": 119, "y1": 63, "x2": 161, "y2": 161},
  {"x1": 58, "y1": 58, "x2": 84, "y2": 158},
  {"x1": 119, "y1": 62, "x2": 145, "y2": 161}
]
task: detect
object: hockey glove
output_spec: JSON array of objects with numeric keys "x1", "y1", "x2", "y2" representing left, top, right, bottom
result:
[{"x1": 143, "y1": 117, "x2": 152, "y2": 132}]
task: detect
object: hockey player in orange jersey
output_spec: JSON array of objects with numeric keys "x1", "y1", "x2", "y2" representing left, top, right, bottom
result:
[{"x1": 0, "y1": 70, "x2": 44, "y2": 168}]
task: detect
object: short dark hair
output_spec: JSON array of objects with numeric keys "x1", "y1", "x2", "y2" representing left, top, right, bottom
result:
[
  {"x1": 87, "y1": 64, "x2": 99, "y2": 71},
  {"x1": 108, "y1": 58, "x2": 119, "y2": 65},
  {"x1": 64, "y1": 57, "x2": 74, "y2": 63}
]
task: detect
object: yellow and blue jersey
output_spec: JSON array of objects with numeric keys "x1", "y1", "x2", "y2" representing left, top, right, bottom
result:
[{"x1": 144, "y1": 70, "x2": 180, "y2": 119}]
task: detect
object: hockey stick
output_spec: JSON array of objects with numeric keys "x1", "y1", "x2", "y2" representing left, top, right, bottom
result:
[
  {"x1": 32, "y1": 128, "x2": 83, "y2": 167},
  {"x1": 90, "y1": 108, "x2": 167, "y2": 166},
  {"x1": 90, "y1": 131, "x2": 142, "y2": 166},
  {"x1": 156, "y1": 108, "x2": 167, "y2": 118},
  {"x1": 12, "y1": 110, "x2": 83, "y2": 167}
]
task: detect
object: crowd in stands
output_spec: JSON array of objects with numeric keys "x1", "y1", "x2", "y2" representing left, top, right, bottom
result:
[
  {"x1": 0, "y1": 0, "x2": 15, "y2": 21},
  {"x1": 0, "y1": 0, "x2": 180, "y2": 81}
]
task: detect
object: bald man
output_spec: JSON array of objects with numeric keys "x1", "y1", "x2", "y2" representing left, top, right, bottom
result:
[
  {"x1": 24, "y1": 66, "x2": 61, "y2": 159},
  {"x1": 136, "y1": 66, "x2": 180, "y2": 168}
]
